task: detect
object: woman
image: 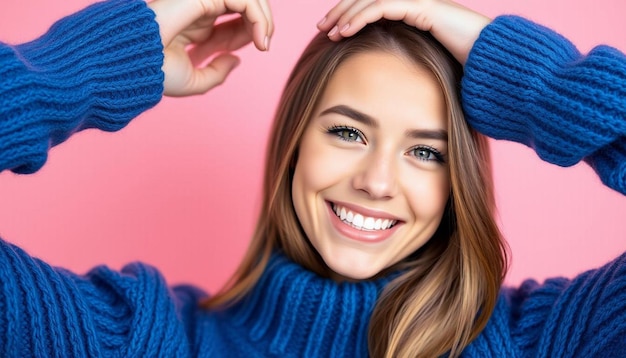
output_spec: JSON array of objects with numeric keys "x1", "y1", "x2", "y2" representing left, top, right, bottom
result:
[
  {"x1": 203, "y1": 19, "x2": 505, "y2": 357},
  {"x1": 0, "y1": 0, "x2": 624, "y2": 357}
]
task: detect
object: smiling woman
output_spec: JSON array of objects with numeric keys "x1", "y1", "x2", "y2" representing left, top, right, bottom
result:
[
  {"x1": 204, "y1": 21, "x2": 506, "y2": 357},
  {"x1": 293, "y1": 51, "x2": 451, "y2": 280},
  {"x1": 1, "y1": 0, "x2": 625, "y2": 357}
]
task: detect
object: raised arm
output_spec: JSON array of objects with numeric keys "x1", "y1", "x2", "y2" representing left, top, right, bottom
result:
[
  {"x1": 461, "y1": 16, "x2": 626, "y2": 194},
  {"x1": 0, "y1": 0, "x2": 163, "y2": 174},
  {"x1": 0, "y1": 0, "x2": 274, "y2": 355},
  {"x1": 0, "y1": 0, "x2": 273, "y2": 174},
  {"x1": 320, "y1": 0, "x2": 626, "y2": 195}
]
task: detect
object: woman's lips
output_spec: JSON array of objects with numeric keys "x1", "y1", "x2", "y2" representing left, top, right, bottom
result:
[{"x1": 326, "y1": 201, "x2": 402, "y2": 243}]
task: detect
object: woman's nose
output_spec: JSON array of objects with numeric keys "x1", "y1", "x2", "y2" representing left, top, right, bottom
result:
[{"x1": 351, "y1": 151, "x2": 398, "y2": 200}]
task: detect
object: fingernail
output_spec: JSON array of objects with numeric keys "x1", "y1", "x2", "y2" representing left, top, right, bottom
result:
[
  {"x1": 264, "y1": 36, "x2": 270, "y2": 51},
  {"x1": 317, "y1": 17, "x2": 327, "y2": 27},
  {"x1": 328, "y1": 26, "x2": 338, "y2": 37},
  {"x1": 340, "y1": 23, "x2": 350, "y2": 33}
]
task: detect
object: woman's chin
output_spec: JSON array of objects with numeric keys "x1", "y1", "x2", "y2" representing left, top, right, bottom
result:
[{"x1": 320, "y1": 250, "x2": 387, "y2": 281}]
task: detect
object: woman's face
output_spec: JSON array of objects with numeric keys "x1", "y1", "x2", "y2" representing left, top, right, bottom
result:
[{"x1": 292, "y1": 51, "x2": 450, "y2": 279}]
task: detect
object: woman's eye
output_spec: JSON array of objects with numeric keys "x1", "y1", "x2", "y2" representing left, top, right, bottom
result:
[
  {"x1": 328, "y1": 126, "x2": 364, "y2": 143},
  {"x1": 410, "y1": 146, "x2": 445, "y2": 163}
]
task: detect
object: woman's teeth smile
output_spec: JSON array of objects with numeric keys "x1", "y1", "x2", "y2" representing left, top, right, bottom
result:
[{"x1": 332, "y1": 203, "x2": 397, "y2": 231}]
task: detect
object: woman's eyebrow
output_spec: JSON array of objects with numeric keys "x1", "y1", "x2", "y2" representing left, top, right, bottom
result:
[
  {"x1": 320, "y1": 105, "x2": 378, "y2": 128},
  {"x1": 405, "y1": 128, "x2": 448, "y2": 141},
  {"x1": 320, "y1": 104, "x2": 448, "y2": 141}
]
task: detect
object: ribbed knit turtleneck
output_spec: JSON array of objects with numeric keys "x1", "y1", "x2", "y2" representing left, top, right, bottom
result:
[{"x1": 204, "y1": 254, "x2": 391, "y2": 357}]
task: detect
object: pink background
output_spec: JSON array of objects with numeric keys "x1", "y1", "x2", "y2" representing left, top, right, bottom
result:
[{"x1": 0, "y1": 0, "x2": 624, "y2": 293}]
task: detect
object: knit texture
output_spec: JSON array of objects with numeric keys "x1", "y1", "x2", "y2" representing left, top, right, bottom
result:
[
  {"x1": 0, "y1": 240, "x2": 193, "y2": 356},
  {"x1": 462, "y1": 16, "x2": 626, "y2": 194},
  {"x1": 197, "y1": 254, "x2": 391, "y2": 357},
  {"x1": 1, "y1": 237, "x2": 625, "y2": 357},
  {"x1": 0, "y1": 0, "x2": 163, "y2": 174},
  {"x1": 0, "y1": 4, "x2": 625, "y2": 356},
  {"x1": 463, "y1": 253, "x2": 626, "y2": 357}
]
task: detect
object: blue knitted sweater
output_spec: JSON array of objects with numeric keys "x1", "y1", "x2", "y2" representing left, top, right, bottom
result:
[{"x1": 0, "y1": 0, "x2": 624, "y2": 356}]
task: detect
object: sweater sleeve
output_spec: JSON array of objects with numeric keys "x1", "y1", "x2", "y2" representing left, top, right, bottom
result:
[
  {"x1": 0, "y1": 0, "x2": 164, "y2": 175},
  {"x1": 0, "y1": 237, "x2": 205, "y2": 357},
  {"x1": 509, "y1": 252, "x2": 626, "y2": 357},
  {"x1": 461, "y1": 16, "x2": 626, "y2": 195},
  {"x1": 463, "y1": 252, "x2": 626, "y2": 357}
]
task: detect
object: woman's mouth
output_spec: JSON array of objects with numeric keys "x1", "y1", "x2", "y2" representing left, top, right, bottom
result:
[{"x1": 331, "y1": 203, "x2": 398, "y2": 231}]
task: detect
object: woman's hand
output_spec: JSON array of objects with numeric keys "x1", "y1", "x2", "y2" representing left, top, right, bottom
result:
[
  {"x1": 318, "y1": 0, "x2": 489, "y2": 65},
  {"x1": 149, "y1": 0, "x2": 274, "y2": 96}
]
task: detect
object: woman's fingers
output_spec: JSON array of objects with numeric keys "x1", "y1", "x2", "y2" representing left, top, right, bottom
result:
[
  {"x1": 156, "y1": 0, "x2": 274, "y2": 97},
  {"x1": 318, "y1": 0, "x2": 490, "y2": 64},
  {"x1": 259, "y1": 0, "x2": 275, "y2": 37},
  {"x1": 168, "y1": 17, "x2": 251, "y2": 96},
  {"x1": 214, "y1": 0, "x2": 273, "y2": 51},
  {"x1": 191, "y1": 53, "x2": 241, "y2": 94},
  {"x1": 321, "y1": 0, "x2": 428, "y2": 40},
  {"x1": 318, "y1": 0, "x2": 360, "y2": 31},
  {"x1": 164, "y1": 51, "x2": 241, "y2": 96},
  {"x1": 322, "y1": 0, "x2": 382, "y2": 40},
  {"x1": 188, "y1": 17, "x2": 252, "y2": 66}
]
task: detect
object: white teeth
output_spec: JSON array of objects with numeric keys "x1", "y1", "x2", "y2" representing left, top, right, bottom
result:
[
  {"x1": 353, "y1": 214, "x2": 364, "y2": 228},
  {"x1": 331, "y1": 203, "x2": 397, "y2": 231}
]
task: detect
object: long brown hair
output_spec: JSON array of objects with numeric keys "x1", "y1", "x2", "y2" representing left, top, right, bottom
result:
[{"x1": 204, "y1": 21, "x2": 508, "y2": 357}]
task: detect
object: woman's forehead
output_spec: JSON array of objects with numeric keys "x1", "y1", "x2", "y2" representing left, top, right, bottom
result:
[{"x1": 317, "y1": 51, "x2": 447, "y2": 132}]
